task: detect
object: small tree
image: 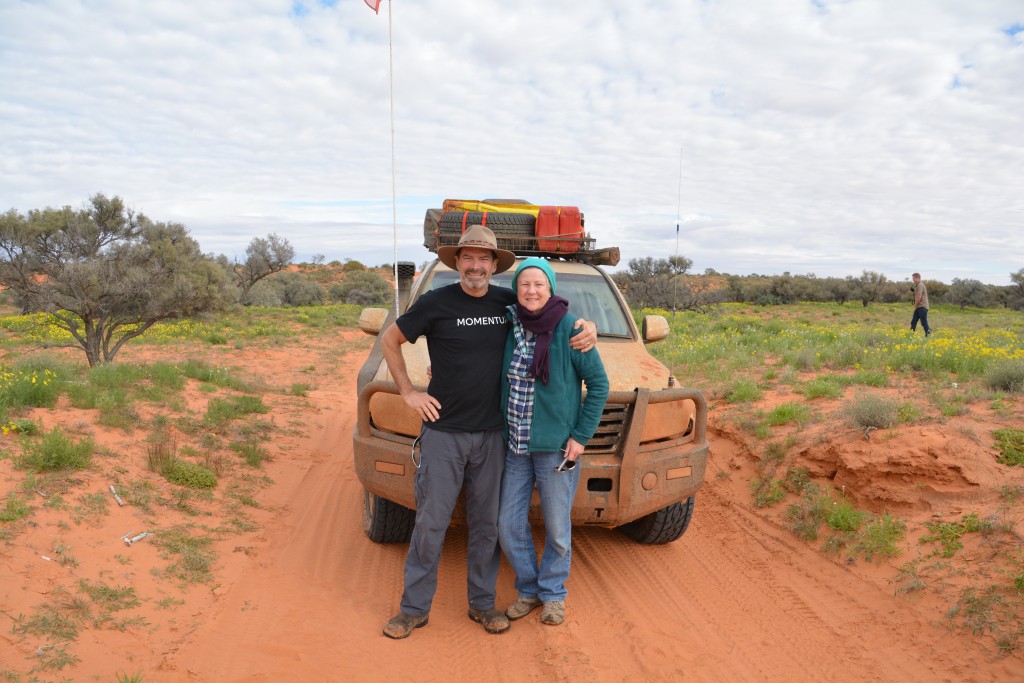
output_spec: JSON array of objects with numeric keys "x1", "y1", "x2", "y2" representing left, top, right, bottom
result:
[
  {"x1": 331, "y1": 270, "x2": 392, "y2": 306},
  {"x1": 231, "y1": 233, "x2": 294, "y2": 302},
  {"x1": 0, "y1": 194, "x2": 235, "y2": 366},
  {"x1": 243, "y1": 271, "x2": 325, "y2": 306},
  {"x1": 612, "y1": 255, "x2": 720, "y2": 312},
  {"x1": 850, "y1": 270, "x2": 888, "y2": 307},
  {"x1": 1009, "y1": 268, "x2": 1024, "y2": 311},
  {"x1": 946, "y1": 278, "x2": 992, "y2": 310}
]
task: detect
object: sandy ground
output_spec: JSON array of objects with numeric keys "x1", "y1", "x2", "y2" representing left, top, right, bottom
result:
[{"x1": 2, "y1": 329, "x2": 1024, "y2": 682}]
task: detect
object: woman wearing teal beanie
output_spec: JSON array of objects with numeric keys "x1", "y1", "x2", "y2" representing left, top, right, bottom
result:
[{"x1": 499, "y1": 257, "x2": 609, "y2": 626}]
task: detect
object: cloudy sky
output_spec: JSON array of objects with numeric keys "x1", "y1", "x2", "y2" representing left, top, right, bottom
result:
[{"x1": 2, "y1": 0, "x2": 1022, "y2": 285}]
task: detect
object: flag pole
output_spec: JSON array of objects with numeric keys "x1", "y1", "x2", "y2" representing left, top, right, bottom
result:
[
  {"x1": 673, "y1": 147, "x2": 682, "y2": 317},
  {"x1": 386, "y1": 0, "x2": 400, "y2": 317}
]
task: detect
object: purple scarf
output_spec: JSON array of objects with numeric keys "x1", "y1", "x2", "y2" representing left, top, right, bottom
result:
[{"x1": 515, "y1": 295, "x2": 569, "y2": 385}]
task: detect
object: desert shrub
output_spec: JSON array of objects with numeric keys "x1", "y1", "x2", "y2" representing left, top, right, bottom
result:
[
  {"x1": 205, "y1": 395, "x2": 269, "y2": 424},
  {"x1": 832, "y1": 341, "x2": 864, "y2": 369},
  {"x1": 763, "y1": 441, "x2": 787, "y2": 462},
  {"x1": 243, "y1": 279, "x2": 284, "y2": 306},
  {"x1": 242, "y1": 272, "x2": 325, "y2": 307},
  {"x1": 145, "y1": 362, "x2": 187, "y2": 391},
  {"x1": 946, "y1": 278, "x2": 993, "y2": 309},
  {"x1": 231, "y1": 439, "x2": 270, "y2": 468},
  {"x1": 342, "y1": 259, "x2": 367, "y2": 272},
  {"x1": 87, "y1": 362, "x2": 146, "y2": 389},
  {"x1": 2, "y1": 418, "x2": 38, "y2": 436},
  {"x1": 278, "y1": 272, "x2": 325, "y2": 306},
  {"x1": 799, "y1": 376, "x2": 843, "y2": 400},
  {"x1": 751, "y1": 477, "x2": 785, "y2": 508},
  {"x1": 783, "y1": 348, "x2": 819, "y2": 371},
  {"x1": 984, "y1": 361, "x2": 1024, "y2": 393},
  {"x1": 178, "y1": 360, "x2": 248, "y2": 390},
  {"x1": 146, "y1": 436, "x2": 178, "y2": 474},
  {"x1": 725, "y1": 379, "x2": 762, "y2": 403},
  {"x1": 993, "y1": 428, "x2": 1024, "y2": 467},
  {"x1": 163, "y1": 460, "x2": 217, "y2": 489},
  {"x1": 782, "y1": 467, "x2": 813, "y2": 494},
  {"x1": 850, "y1": 370, "x2": 888, "y2": 387},
  {"x1": 155, "y1": 526, "x2": 216, "y2": 583},
  {"x1": 330, "y1": 270, "x2": 392, "y2": 306},
  {"x1": 17, "y1": 427, "x2": 94, "y2": 472},
  {"x1": 948, "y1": 585, "x2": 1003, "y2": 637},
  {"x1": 844, "y1": 393, "x2": 899, "y2": 429},
  {"x1": 852, "y1": 513, "x2": 905, "y2": 562},
  {"x1": 784, "y1": 483, "x2": 828, "y2": 540},
  {"x1": 766, "y1": 402, "x2": 811, "y2": 427},
  {"x1": 921, "y1": 514, "x2": 983, "y2": 557},
  {"x1": 824, "y1": 494, "x2": 866, "y2": 532},
  {"x1": 0, "y1": 494, "x2": 31, "y2": 523},
  {"x1": 0, "y1": 364, "x2": 63, "y2": 409}
]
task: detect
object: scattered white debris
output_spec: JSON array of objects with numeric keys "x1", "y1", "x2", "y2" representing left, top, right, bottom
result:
[
  {"x1": 108, "y1": 483, "x2": 125, "y2": 506},
  {"x1": 124, "y1": 532, "x2": 151, "y2": 546}
]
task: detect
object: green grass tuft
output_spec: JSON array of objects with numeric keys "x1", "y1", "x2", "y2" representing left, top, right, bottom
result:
[{"x1": 16, "y1": 426, "x2": 94, "y2": 472}]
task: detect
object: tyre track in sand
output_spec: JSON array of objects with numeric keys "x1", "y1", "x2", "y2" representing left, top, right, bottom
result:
[{"x1": 149, "y1": 352, "x2": 1024, "y2": 682}]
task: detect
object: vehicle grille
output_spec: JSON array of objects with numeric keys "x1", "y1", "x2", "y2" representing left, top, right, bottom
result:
[{"x1": 585, "y1": 402, "x2": 629, "y2": 455}]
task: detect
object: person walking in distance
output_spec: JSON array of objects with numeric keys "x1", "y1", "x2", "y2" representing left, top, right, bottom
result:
[
  {"x1": 910, "y1": 272, "x2": 931, "y2": 337},
  {"x1": 378, "y1": 225, "x2": 597, "y2": 639}
]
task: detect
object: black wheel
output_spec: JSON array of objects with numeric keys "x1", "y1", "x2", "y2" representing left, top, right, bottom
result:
[
  {"x1": 363, "y1": 488, "x2": 416, "y2": 544},
  {"x1": 618, "y1": 496, "x2": 695, "y2": 545}
]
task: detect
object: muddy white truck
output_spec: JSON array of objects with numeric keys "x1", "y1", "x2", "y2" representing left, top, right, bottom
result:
[{"x1": 353, "y1": 199, "x2": 709, "y2": 544}]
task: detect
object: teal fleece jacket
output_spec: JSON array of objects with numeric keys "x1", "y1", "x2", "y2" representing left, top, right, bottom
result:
[{"x1": 501, "y1": 312, "x2": 610, "y2": 452}]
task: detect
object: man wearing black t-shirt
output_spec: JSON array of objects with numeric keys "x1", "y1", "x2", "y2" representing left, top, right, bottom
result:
[{"x1": 380, "y1": 225, "x2": 596, "y2": 639}]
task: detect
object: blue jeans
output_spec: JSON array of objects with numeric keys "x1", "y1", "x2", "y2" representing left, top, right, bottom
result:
[
  {"x1": 498, "y1": 449, "x2": 580, "y2": 602},
  {"x1": 911, "y1": 307, "x2": 931, "y2": 335}
]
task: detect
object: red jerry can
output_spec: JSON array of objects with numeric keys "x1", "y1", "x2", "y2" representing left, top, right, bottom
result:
[
  {"x1": 536, "y1": 206, "x2": 582, "y2": 253},
  {"x1": 557, "y1": 206, "x2": 582, "y2": 253},
  {"x1": 535, "y1": 206, "x2": 560, "y2": 251}
]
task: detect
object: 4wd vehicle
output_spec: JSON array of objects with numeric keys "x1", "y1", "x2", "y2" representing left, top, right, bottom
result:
[{"x1": 353, "y1": 200, "x2": 709, "y2": 545}]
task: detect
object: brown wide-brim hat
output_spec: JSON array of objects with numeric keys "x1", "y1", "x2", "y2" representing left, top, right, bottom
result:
[{"x1": 436, "y1": 224, "x2": 517, "y2": 274}]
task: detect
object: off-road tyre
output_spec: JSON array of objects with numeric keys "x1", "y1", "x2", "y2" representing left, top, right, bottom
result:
[
  {"x1": 438, "y1": 211, "x2": 535, "y2": 235},
  {"x1": 618, "y1": 495, "x2": 695, "y2": 545},
  {"x1": 438, "y1": 211, "x2": 537, "y2": 252},
  {"x1": 363, "y1": 488, "x2": 415, "y2": 543}
]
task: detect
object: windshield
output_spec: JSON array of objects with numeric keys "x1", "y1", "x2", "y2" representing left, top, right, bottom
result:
[{"x1": 422, "y1": 269, "x2": 633, "y2": 338}]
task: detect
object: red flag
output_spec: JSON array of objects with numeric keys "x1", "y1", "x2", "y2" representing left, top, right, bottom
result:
[{"x1": 365, "y1": 0, "x2": 381, "y2": 13}]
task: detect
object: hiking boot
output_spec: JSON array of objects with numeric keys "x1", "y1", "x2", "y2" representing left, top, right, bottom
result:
[
  {"x1": 505, "y1": 595, "x2": 543, "y2": 621},
  {"x1": 467, "y1": 607, "x2": 510, "y2": 634},
  {"x1": 383, "y1": 612, "x2": 428, "y2": 639},
  {"x1": 540, "y1": 601, "x2": 565, "y2": 626}
]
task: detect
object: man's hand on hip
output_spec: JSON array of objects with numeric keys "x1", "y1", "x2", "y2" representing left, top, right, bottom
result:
[{"x1": 403, "y1": 390, "x2": 442, "y2": 422}]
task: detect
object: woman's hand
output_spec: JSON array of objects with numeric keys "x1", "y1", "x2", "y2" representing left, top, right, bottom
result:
[{"x1": 563, "y1": 437, "x2": 585, "y2": 462}]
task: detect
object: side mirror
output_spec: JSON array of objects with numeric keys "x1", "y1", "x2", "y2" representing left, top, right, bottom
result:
[
  {"x1": 358, "y1": 308, "x2": 389, "y2": 336},
  {"x1": 642, "y1": 315, "x2": 669, "y2": 344}
]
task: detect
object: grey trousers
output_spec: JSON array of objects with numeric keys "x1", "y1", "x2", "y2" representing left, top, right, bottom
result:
[{"x1": 399, "y1": 427, "x2": 505, "y2": 616}]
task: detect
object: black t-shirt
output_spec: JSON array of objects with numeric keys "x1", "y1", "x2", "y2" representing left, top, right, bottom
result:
[{"x1": 396, "y1": 283, "x2": 515, "y2": 432}]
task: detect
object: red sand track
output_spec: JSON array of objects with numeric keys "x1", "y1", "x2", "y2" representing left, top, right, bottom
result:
[{"x1": 2, "y1": 334, "x2": 1023, "y2": 682}]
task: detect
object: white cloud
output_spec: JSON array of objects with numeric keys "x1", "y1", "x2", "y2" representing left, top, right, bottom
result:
[{"x1": 1, "y1": 0, "x2": 1021, "y2": 284}]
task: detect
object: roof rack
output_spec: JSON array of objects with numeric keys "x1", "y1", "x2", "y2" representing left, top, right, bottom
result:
[
  {"x1": 423, "y1": 199, "x2": 620, "y2": 267},
  {"x1": 432, "y1": 231, "x2": 619, "y2": 266}
]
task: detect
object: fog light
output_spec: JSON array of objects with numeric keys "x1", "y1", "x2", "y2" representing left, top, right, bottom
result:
[{"x1": 641, "y1": 472, "x2": 657, "y2": 490}]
